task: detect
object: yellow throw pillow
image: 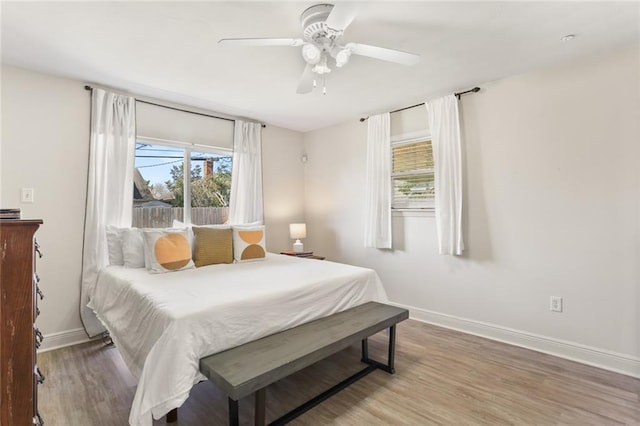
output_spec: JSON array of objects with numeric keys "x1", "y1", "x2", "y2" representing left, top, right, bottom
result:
[
  {"x1": 142, "y1": 229, "x2": 195, "y2": 273},
  {"x1": 232, "y1": 225, "x2": 266, "y2": 262},
  {"x1": 192, "y1": 227, "x2": 233, "y2": 267}
]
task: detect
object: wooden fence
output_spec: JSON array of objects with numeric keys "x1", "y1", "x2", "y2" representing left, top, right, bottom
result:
[{"x1": 132, "y1": 207, "x2": 229, "y2": 228}]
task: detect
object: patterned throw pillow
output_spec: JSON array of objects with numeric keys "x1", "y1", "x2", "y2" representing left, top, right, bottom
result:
[
  {"x1": 192, "y1": 226, "x2": 233, "y2": 267},
  {"x1": 232, "y1": 225, "x2": 266, "y2": 262},
  {"x1": 142, "y1": 229, "x2": 195, "y2": 273}
]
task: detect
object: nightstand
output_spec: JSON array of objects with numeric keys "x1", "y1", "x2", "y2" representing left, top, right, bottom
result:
[{"x1": 280, "y1": 251, "x2": 325, "y2": 260}]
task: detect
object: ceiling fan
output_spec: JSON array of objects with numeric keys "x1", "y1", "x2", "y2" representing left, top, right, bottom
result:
[{"x1": 218, "y1": 3, "x2": 420, "y2": 94}]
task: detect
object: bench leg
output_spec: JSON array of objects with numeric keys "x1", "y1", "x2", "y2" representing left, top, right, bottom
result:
[
  {"x1": 166, "y1": 408, "x2": 177, "y2": 423},
  {"x1": 229, "y1": 398, "x2": 239, "y2": 426},
  {"x1": 387, "y1": 325, "x2": 396, "y2": 374},
  {"x1": 361, "y1": 338, "x2": 369, "y2": 362},
  {"x1": 255, "y1": 388, "x2": 266, "y2": 426},
  {"x1": 360, "y1": 325, "x2": 397, "y2": 374}
]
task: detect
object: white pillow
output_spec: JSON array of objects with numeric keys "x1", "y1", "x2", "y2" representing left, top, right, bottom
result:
[
  {"x1": 121, "y1": 228, "x2": 145, "y2": 268},
  {"x1": 172, "y1": 219, "x2": 188, "y2": 228},
  {"x1": 142, "y1": 228, "x2": 195, "y2": 273},
  {"x1": 232, "y1": 225, "x2": 266, "y2": 262},
  {"x1": 105, "y1": 226, "x2": 124, "y2": 266}
]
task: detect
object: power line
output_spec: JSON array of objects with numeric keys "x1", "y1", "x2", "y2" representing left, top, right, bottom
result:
[{"x1": 137, "y1": 159, "x2": 182, "y2": 168}]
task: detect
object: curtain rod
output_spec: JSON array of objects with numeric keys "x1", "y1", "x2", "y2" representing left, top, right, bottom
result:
[
  {"x1": 84, "y1": 85, "x2": 266, "y2": 128},
  {"x1": 358, "y1": 87, "x2": 480, "y2": 122}
]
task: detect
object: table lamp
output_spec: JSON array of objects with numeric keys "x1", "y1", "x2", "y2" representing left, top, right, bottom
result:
[{"x1": 289, "y1": 223, "x2": 307, "y2": 253}]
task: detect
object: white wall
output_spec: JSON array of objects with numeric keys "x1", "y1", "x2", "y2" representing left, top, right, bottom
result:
[
  {"x1": 262, "y1": 125, "x2": 305, "y2": 252},
  {"x1": 303, "y1": 45, "x2": 640, "y2": 376},
  {"x1": 0, "y1": 65, "x2": 305, "y2": 347},
  {"x1": 1, "y1": 66, "x2": 90, "y2": 344}
]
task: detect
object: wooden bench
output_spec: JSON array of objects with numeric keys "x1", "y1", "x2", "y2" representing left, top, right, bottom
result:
[{"x1": 196, "y1": 301, "x2": 409, "y2": 425}]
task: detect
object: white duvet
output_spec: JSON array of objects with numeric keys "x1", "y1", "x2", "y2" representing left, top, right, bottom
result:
[{"x1": 90, "y1": 253, "x2": 387, "y2": 426}]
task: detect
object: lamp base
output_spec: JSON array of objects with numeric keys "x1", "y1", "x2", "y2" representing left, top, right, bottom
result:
[{"x1": 293, "y1": 240, "x2": 304, "y2": 253}]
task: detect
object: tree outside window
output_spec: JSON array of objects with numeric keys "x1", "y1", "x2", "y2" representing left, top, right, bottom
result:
[{"x1": 133, "y1": 142, "x2": 232, "y2": 227}]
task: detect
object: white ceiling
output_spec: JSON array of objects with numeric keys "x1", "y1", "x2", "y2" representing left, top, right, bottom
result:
[{"x1": 2, "y1": 1, "x2": 638, "y2": 132}]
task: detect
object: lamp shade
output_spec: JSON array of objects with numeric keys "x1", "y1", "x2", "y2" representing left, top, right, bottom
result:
[{"x1": 289, "y1": 223, "x2": 307, "y2": 239}]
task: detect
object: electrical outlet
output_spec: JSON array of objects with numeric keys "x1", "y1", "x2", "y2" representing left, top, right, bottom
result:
[
  {"x1": 21, "y1": 188, "x2": 34, "y2": 203},
  {"x1": 550, "y1": 296, "x2": 563, "y2": 312}
]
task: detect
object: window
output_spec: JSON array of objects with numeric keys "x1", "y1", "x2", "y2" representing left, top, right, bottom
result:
[
  {"x1": 132, "y1": 140, "x2": 232, "y2": 228},
  {"x1": 391, "y1": 135, "x2": 434, "y2": 209}
]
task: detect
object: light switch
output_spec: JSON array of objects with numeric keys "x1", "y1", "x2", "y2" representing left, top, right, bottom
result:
[{"x1": 21, "y1": 188, "x2": 34, "y2": 203}]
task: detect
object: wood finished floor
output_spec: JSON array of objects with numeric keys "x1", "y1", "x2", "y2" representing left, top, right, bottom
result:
[{"x1": 37, "y1": 320, "x2": 640, "y2": 425}]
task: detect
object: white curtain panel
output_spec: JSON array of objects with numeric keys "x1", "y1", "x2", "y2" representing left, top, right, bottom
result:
[
  {"x1": 80, "y1": 89, "x2": 136, "y2": 337},
  {"x1": 426, "y1": 95, "x2": 464, "y2": 255},
  {"x1": 364, "y1": 112, "x2": 392, "y2": 249},
  {"x1": 228, "y1": 120, "x2": 264, "y2": 224}
]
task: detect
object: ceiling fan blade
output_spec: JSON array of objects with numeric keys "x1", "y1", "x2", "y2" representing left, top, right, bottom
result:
[
  {"x1": 296, "y1": 64, "x2": 315, "y2": 94},
  {"x1": 218, "y1": 38, "x2": 304, "y2": 47},
  {"x1": 347, "y1": 43, "x2": 420, "y2": 66},
  {"x1": 325, "y1": 3, "x2": 359, "y2": 31}
]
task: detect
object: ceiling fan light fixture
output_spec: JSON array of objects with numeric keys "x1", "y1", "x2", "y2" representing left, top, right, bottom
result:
[
  {"x1": 312, "y1": 63, "x2": 331, "y2": 74},
  {"x1": 312, "y1": 53, "x2": 331, "y2": 74},
  {"x1": 335, "y1": 48, "x2": 352, "y2": 67},
  {"x1": 302, "y1": 43, "x2": 321, "y2": 64}
]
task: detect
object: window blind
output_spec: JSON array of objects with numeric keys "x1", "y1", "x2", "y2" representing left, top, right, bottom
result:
[
  {"x1": 391, "y1": 140, "x2": 435, "y2": 208},
  {"x1": 136, "y1": 102, "x2": 234, "y2": 150}
]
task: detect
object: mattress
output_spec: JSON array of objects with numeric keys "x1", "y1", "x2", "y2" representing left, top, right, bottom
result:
[{"x1": 89, "y1": 253, "x2": 388, "y2": 426}]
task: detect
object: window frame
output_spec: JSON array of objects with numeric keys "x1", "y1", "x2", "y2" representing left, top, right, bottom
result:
[
  {"x1": 390, "y1": 130, "x2": 435, "y2": 212},
  {"x1": 135, "y1": 136, "x2": 233, "y2": 225}
]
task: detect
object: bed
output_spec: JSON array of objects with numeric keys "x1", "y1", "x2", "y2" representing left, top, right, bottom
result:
[{"x1": 89, "y1": 253, "x2": 388, "y2": 426}]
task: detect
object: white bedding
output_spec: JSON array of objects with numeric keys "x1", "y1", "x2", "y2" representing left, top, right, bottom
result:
[{"x1": 90, "y1": 253, "x2": 387, "y2": 426}]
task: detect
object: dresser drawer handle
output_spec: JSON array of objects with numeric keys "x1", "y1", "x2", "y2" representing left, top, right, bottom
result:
[
  {"x1": 34, "y1": 366, "x2": 45, "y2": 384},
  {"x1": 35, "y1": 240, "x2": 43, "y2": 258},
  {"x1": 36, "y1": 305, "x2": 41, "y2": 317},
  {"x1": 36, "y1": 285, "x2": 44, "y2": 300},
  {"x1": 34, "y1": 325, "x2": 43, "y2": 349},
  {"x1": 33, "y1": 412, "x2": 44, "y2": 425}
]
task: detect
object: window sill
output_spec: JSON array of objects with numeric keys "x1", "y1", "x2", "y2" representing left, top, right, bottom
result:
[{"x1": 392, "y1": 208, "x2": 435, "y2": 218}]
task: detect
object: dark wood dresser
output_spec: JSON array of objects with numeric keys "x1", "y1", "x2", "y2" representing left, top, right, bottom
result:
[{"x1": 1, "y1": 219, "x2": 44, "y2": 425}]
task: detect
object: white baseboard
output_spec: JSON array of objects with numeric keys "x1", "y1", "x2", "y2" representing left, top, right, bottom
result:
[
  {"x1": 37, "y1": 328, "x2": 92, "y2": 353},
  {"x1": 390, "y1": 302, "x2": 640, "y2": 379}
]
